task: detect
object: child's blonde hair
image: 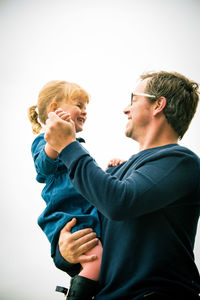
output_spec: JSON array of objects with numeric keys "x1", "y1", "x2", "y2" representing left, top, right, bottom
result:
[{"x1": 28, "y1": 80, "x2": 89, "y2": 134}]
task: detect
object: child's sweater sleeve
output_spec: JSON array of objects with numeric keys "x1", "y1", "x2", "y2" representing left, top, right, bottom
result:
[{"x1": 31, "y1": 134, "x2": 59, "y2": 182}]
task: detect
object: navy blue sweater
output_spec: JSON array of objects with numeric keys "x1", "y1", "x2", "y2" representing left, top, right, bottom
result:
[{"x1": 58, "y1": 141, "x2": 200, "y2": 299}]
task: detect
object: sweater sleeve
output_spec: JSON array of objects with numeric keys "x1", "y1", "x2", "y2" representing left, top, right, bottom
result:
[
  {"x1": 59, "y1": 141, "x2": 199, "y2": 221},
  {"x1": 31, "y1": 134, "x2": 59, "y2": 182}
]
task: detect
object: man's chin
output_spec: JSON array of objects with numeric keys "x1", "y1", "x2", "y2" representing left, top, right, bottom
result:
[
  {"x1": 76, "y1": 126, "x2": 83, "y2": 133},
  {"x1": 124, "y1": 128, "x2": 130, "y2": 138}
]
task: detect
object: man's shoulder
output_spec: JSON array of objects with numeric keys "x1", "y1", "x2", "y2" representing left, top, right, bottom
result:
[
  {"x1": 137, "y1": 144, "x2": 200, "y2": 168},
  {"x1": 150, "y1": 144, "x2": 199, "y2": 159},
  {"x1": 166, "y1": 144, "x2": 200, "y2": 164}
]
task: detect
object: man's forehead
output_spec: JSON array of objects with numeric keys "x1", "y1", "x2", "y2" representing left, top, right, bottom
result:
[{"x1": 134, "y1": 78, "x2": 149, "y2": 93}]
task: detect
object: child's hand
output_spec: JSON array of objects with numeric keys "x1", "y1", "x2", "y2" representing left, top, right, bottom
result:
[
  {"x1": 55, "y1": 108, "x2": 71, "y2": 121},
  {"x1": 107, "y1": 158, "x2": 125, "y2": 167}
]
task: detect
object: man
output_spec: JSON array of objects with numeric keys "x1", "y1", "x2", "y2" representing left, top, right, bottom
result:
[{"x1": 45, "y1": 71, "x2": 200, "y2": 300}]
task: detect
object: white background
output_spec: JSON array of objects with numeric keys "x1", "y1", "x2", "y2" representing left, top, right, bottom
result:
[{"x1": 0, "y1": 0, "x2": 200, "y2": 299}]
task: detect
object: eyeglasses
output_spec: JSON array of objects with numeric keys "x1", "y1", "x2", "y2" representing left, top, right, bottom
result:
[{"x1": 131, "y1": 92, "x2": 156, "y2": 103}]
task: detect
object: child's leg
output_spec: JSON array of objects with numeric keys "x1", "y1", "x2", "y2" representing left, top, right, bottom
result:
[
  {"x1": 79, "y1": 240, "x2": 103, "y2": 281},
  {"x1": 65, "y1": 240, "x2": 103, "y2": 299},
  {"x1": 55, "y1": 239, "x2": 102, "y2": 299}
]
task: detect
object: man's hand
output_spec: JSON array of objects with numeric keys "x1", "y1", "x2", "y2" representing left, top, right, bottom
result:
[
  {"x1": 44, "y1": 111, "x2": 76, "y2": 153},
  {"x1": 59, "y1": 218, "x2": 99, "y2": 264}
]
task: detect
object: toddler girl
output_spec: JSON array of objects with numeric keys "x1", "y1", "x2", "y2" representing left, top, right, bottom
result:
[{"x1": 28, "y1": 81, "x2": 102, "y2": 300}]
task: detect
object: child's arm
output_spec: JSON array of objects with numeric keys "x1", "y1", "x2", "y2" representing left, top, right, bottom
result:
[
  {"x1": 44, "y1": 143, "x2": 58, "y2": 160},
  {"x1": 31, "y1": 135, "x2": 59, "y2": 180}
]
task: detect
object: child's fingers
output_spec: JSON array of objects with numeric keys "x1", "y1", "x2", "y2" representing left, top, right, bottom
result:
[
  {"x1": 55, "y1": 109, "x2": 65, "y2": 117},
  {"x1": 56, "y1": 110, "x2": 71, "y2": 121},
  {"x1": 108, "y1": 158, "x2": 118, "y2": 167},
  {"x1": 55, "y1": 108, "x2": 64, "y2": 114},
  {"x1": 58, "y1": 113, "x2": 71, "y2": 120},
  {"x1": 56, "y1": 111, "x2": 69, "y2": 117},
  {"x1": 107, "y1": 160, "x2": 114, "y2": 167},
  {"x1": 108, "y1": 158, "x2": 125, "y2": 167},
  {"x1": 60, "y1": 113, "x2": 71, "y2": 121}
]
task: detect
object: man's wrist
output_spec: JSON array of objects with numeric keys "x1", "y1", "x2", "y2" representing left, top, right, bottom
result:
[
  {"x1": 58, "y1": 138, "x2": 76, "y2": 153},
  {"x1": 59, "y1": 140, "x2": 88, "y2": 168}
]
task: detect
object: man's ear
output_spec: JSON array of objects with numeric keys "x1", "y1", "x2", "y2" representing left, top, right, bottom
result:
[
  {"x1": 49, "y1": 102, "x2": 58, "y2": 112},
  {"x1": 153, "y1": 97, "x2": 167, "y2": 116}
]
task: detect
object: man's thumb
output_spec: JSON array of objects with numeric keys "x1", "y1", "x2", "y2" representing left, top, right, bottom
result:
[{"x1": 62, "y1": 218, "x2": 77, "y2": 232}]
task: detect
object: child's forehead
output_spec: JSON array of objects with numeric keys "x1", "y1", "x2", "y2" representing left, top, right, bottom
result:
[
  {"x1": 72, "y1": 96, "x2": 88, "y2": 102},
  {"x1": 68, "y1": 97, "x2": 89, "y2": 104}
]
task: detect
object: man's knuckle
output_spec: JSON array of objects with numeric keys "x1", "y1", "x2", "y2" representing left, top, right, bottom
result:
[{"x1": 69, "y1": 243, "x2": 75, "y2": 251}]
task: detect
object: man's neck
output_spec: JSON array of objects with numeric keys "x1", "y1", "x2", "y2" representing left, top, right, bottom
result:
[
  {"x1": 138, "y1": 121, "x2": 178, "y2": 151},
  {"x1": 139, "y1": 138, "x2": 178, "y2": 151}
]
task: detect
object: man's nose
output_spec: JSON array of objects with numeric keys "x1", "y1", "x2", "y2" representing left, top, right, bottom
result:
[{"x1": 123, "y1": 104, "x2": 130, "y2": 115}]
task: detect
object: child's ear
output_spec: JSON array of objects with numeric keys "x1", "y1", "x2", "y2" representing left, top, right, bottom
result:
[
  {"x1": 49, "y1": 102, "x2": 58, "y2": 112},
  {"x1": 153, "y1": 97, "x2": 167, "y2": 117}
]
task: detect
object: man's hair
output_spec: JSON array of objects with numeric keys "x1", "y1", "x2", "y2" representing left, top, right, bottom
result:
[{"x1": 140, "y1": 71, "x2": 199, "y2": 139}]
